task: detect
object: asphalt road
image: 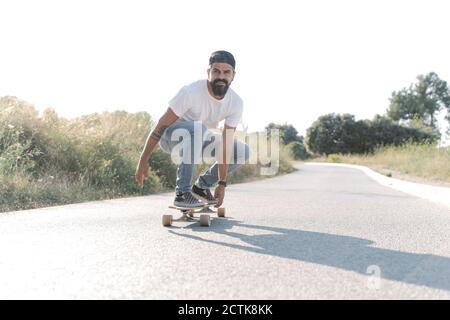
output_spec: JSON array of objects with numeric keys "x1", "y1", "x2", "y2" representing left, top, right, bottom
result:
[{"x1": 1, "y1": 164, "x2": 450, "y2": 299}]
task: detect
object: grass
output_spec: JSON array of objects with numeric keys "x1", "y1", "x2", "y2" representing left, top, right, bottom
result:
[{"x1": 313, "y1": 143, "x2": 450, "y2": 184}]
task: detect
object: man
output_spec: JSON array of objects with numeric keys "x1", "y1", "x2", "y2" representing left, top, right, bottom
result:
[{"x1": 135, "y1": 50, "x2": 250, "y2": 208}]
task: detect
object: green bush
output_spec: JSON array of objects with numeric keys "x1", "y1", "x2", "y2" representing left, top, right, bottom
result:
[
  {"x1": 287, "y1": 141, "x2": 311, "y2": 160},
  {"x1": 149, "y1": 149, "x2": 178, "y2": 189},
  {"x1": 1, "y1": 99, "x2": 37, "y2": 165},
  {"x1": 0, "y1": 97, "x2": 165, "y2": 212}
]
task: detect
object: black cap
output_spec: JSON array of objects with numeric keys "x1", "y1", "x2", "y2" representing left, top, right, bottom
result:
[{"x1": 209, "y1": 50, "x2": 236, "y2": 69}]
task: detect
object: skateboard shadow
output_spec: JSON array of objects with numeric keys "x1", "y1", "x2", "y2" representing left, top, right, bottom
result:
[{"x1": 168, "y1": 218, "x2": 450, "y2": 292}]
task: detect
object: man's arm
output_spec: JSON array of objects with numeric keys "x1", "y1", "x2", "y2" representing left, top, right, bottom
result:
[
  {"x1": 135, "y1": 107, "x2": 179, "y2": 187},
  {"x1": 214, "y1": 124, "x2": 236, "y2": 207}
]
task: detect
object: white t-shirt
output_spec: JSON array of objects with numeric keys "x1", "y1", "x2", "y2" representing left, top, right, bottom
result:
[{"x1": 168, "y1": 79, "x2": 243, "y2": 129}]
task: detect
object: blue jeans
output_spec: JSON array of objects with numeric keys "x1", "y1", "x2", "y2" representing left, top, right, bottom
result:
[{"x1": 159, "y1": 121, "x2": 250, "y2": 194}]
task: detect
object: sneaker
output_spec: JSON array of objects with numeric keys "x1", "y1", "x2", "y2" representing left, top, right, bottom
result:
[
  {"x1": 174, "y1": 191, "x2": 205, "y2": 208},
  {"x1": 192, "y1": 185, "x2": 218, "y2": 205}
]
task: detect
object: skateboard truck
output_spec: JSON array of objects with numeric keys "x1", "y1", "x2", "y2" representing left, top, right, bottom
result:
[{"x1": 162, "y1": 205, "x2": 225, "y2": 227}]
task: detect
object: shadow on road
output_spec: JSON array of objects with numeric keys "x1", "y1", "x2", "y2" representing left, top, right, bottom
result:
[{"x1": 169, "y1": 218, "x2": 450, "y2": 292}]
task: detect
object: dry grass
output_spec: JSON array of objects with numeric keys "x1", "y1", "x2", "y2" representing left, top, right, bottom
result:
[{"x1": 314, "y1": 143, "x2": 450, "y2": 184}]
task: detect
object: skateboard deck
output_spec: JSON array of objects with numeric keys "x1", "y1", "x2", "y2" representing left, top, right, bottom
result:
[{"x1": 162, "y1": 205, "x2": 225, "y2": 227}]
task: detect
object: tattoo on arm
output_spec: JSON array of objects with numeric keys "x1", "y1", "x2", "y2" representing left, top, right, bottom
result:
[{"x1": 150, "y1": 125, "x2": 168, "y2": 141}]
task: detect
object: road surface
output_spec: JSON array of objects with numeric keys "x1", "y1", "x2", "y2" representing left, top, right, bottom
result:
[{"x1": 1, "y1": 163, "x2": 449, "y2": 299}]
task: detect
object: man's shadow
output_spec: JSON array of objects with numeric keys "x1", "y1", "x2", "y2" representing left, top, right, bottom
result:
[{"x1": 169, "y1": 218, "x2": 450, "y2": 292}]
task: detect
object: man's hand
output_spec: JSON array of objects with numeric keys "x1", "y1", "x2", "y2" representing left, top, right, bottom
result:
[
  {"x1": 135, "y1": 161, "x2": 149, "y2": 188},
  {"x1": 214, "y1": 185, "x2": 225, "y2": 207}
]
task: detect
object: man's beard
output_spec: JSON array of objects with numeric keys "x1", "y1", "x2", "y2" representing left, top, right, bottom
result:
[{"x1": 210, "y1": 79, "x2": 230, "y2": 98}]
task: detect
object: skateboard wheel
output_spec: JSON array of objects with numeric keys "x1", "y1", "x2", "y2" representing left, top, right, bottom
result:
[
  {"x1": 188, "y1": 211, "x2": 194, "y2": 217},
  {"x1": 162, "y1": 215, "x2": 173, "y2": 227},
  {"x1": 217, "y1": 207, "x2": 225, "y2": 217},
  {"x1": 199, "y1": 214, "x2": 210, "y2": 227}
]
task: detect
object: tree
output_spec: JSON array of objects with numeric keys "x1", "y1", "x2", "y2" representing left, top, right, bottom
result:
[
  {"x1": 387, "y1": 87, "x2": 423, "y2": 122},
  {"x1": 387, "y1": 72, "x2": 450, "y2": 131},
  {"x1": 306, "y1": 113, "x2": 438, "y2": 155},
  {"x1": 307, "y1": 114, "x2": 341, "y2": 155},
  {"x1": 306, "y1": 113, "x2": 369, "y2": 155},
  {"x1": 265, "y1": 123, "x2": 303, "y2": 145}
]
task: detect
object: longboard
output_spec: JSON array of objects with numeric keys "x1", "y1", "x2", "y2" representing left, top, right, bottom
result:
[{"x1": 162, "y1": 205, "x2": 225, "y2": 227}]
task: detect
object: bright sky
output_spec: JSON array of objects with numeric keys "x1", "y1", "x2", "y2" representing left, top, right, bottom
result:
[{"x1": 1, "y1": 0, "x2": 450, "y2": 137}]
